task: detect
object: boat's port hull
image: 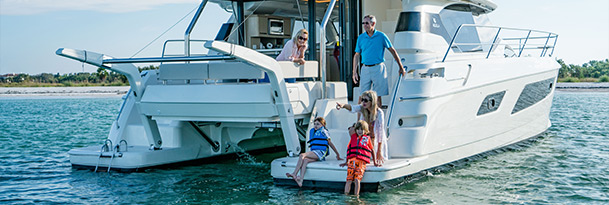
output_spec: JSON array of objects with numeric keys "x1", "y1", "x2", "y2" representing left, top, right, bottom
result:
[{"x1": 69, "y1": 145, "x2": 287, "y2": 172}]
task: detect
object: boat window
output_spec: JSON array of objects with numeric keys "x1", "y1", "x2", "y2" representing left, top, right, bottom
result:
[
  {"x1": 439, "y1": 8, "x2": 482, "y2": 52},
  {"x1": 395, "y1": 12, "x2": 451, "y2": 42},
  {"x1": 443, "y1": 4, "x2": 488, "y2": 16},
  {"x1": 396, "y1": 9, "x2": 484, "y2": 53},
  {"x1": 215, "y1": 23, "x2": 234, "y2": 41}
]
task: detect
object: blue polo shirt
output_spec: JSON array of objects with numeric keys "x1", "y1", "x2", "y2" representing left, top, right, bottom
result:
[{"x1": 355, "y1": 30, "x2": 393, "y2": 65}]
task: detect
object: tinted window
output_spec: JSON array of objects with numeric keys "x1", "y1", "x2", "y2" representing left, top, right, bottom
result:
[{"x1": 395, "y1": 12, "x2": 450, "y2": 41}]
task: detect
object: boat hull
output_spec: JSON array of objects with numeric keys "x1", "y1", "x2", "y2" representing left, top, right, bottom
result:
[{"x1": 271, "y1": 57, "x2": 558, "y2": 191}]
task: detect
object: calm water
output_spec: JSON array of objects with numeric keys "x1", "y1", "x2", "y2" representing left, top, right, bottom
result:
[{"x1": 1, "y1": 92, "x2": 608, "y2": 204}]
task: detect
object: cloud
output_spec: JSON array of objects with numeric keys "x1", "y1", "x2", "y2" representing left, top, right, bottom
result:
[{"x1": 0, "y1": 0, "x2": 201, "y2": 15}]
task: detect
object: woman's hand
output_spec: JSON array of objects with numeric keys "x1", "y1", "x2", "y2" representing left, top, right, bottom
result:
[
  {"x1": 293, "y1": 58, "x2": 305, "y2": 65},
  {"x1": 376, "y1": 151, "x2": 384, "y2": 166}
]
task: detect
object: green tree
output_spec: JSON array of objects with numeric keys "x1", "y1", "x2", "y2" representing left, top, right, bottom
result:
[{"x1": 96, "y1": 67, "x2": 109, "y2": 82}]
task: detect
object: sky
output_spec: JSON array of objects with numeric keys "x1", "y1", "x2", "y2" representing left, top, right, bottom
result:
[{"x1": 0, "y1": 0, "x2": 607, "y2": 75}]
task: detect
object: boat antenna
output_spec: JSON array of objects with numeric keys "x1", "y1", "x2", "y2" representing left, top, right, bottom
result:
[
  {"x1": 130, "y1": 5, "x2": 199, "y2": 58},
  {"x1": 294, "y1": 0, "x2": 306, "y2": 29}
]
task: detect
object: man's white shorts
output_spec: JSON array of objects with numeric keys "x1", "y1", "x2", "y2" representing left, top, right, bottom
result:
[{"x1": 359, "y1": 62, "x2": 388, "y2": 96}]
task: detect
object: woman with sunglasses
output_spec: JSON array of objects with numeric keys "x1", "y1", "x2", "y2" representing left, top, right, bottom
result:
[
  {"x1": 335, "y1": 90, "x2": 388, "y2": 166},
  {"x1": 276, "y1": 29, "x2": 308, "y2": 65}
]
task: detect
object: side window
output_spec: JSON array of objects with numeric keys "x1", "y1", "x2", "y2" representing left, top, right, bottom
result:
[{"x1": 439, "y1": 9, "x2": 482, "y2": 52}]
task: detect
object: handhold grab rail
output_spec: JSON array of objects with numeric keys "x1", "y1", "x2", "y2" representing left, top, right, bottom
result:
[
  {"x1": 185, "y1": 0, "x2": 209, "y2": 57},
  {"x1": 386, "y1": 71, "x2": 404, "y2": 134},
  {"x1": 119, "y1": 140, "x2": 128, "y2": 152},
  {"x1": 102, "y1": 55, "x2": 235, "y2": 64},
  {"x1": 319, "y1": 0, "x2": 337, "y2": 99},
  {"x1": 103, "y1": 139, "x2": 113, "y2": 152}
]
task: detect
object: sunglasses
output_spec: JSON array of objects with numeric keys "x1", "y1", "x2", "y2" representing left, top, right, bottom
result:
[
  {"x1": 361, "y1": 98, "x2": 371, "y2": 103},
  {"x1": 298, "y1": 36, "x2": 308, "y2": 41}
]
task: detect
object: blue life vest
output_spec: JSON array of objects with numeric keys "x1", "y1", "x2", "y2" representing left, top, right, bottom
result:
[{"x1": 308, "y1": 127, "x2": 330, "y2": 155}]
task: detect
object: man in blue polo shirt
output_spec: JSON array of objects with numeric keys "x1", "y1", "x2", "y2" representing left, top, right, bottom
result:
[{"x1": 353, "y1": 14, "x2": 406, "y2": 106}]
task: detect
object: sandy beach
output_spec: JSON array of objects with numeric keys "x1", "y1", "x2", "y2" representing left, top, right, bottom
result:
[{"x1": 0, "y1": 86, "x2": 130, "y2": 97}]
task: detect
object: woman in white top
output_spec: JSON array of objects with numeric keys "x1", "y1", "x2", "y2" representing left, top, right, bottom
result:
[
  {"x1": 276, "y1": 29, "x2": 308, "y2": 65},
  {"x1": 336, "y1": 90, "x2": 388, "y2": 166}
]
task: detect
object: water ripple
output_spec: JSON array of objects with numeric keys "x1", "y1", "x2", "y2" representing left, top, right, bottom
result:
[{"x1": 1, "y1": 92, "x2": 608, "y2": 203}]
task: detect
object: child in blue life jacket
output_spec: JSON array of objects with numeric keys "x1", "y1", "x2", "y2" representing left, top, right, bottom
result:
[
  {"x1": 340, "y1": 120, "x2": 377, "y2": 196},
  {"x1": 286, "y1": 117, "x2": 342, "y2": 187}
]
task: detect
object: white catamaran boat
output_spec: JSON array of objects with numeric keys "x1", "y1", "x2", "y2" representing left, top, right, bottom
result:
[{"x1": 57, "y1": 0, "x2": 558, "y2": 191}]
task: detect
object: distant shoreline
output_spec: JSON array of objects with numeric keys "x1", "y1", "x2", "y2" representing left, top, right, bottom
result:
[
  {"x1": 1, "y1": 83, "x2": 607, "y2": 97},
  {"x1": 0, "y1": 86, "x2": 129, "y2": 97},
  {"x1": 555, "y1": 82, "x2": 609, "y2": 92}
]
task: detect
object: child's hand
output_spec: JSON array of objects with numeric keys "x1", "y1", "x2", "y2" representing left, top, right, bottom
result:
[{"x1": 339, "y1": 162, "x2": 347, "y2": 167}]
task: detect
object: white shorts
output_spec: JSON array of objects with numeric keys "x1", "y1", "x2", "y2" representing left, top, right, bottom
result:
[{"x1": 360, "y1": 62, "x2": 389, "y2": 96}]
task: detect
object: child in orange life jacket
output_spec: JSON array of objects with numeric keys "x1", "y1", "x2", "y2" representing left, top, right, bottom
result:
[
  {"x1": 286, "y1": 117, "x2": 342, "y2": 187},
  {"x1": 340, "y1": 120, "x2": 377, "y2": 195}
]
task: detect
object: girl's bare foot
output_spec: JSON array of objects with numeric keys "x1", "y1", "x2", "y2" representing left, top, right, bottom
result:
[
  {"x1": 296, "y1": 177, "x2": 303, "y2": 187},
  {"x1": 287, "y1": 173, "x2": 300, "y2": 186},
  {"x1": 286, "y1": 173, "x2": 295, "y2": 179}
]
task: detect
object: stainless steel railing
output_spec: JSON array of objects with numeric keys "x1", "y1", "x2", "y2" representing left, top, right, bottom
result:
[{"x1": 442, "y1": 24, "x2": 558, "y2": 62}]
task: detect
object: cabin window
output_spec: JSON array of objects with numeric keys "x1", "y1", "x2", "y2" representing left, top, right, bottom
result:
[
  {"x1": 395, "y1": 12, "x2": 451, "y2": 43},
  {"x1": 396, "y1": 8, "x2": 484, "y2": 53}
]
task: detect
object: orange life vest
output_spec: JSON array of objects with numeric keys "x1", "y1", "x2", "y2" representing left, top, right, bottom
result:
[{"x1": 346, "y1": 133, "x2": 372, "y2": 163}]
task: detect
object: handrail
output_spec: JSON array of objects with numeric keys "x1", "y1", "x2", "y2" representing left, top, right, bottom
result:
[
  {"x1": 163, "y1": 39, "x2": 208, "y2": 58},
  {"x1": 486, "y1": 28, "x2": 502, "y2": 59},
  {"x1": 442, "y1": 24, "x2": 558, "y2": 62},
  {"x1": 115, "y1": 90, "x2": 131, "y2": 124},
  {"x1": 386, "y1": 72, "x2": 404, "y2": 132},
  {"x1": 319, "y1": 0, "x2": 337, "y2": 99},
  {"x1": 103, "y1": 55, "x2": 234, "y2": 64},
  {"x1": 540, "y1": 33, "x2": 552, "y2": 57},
  {"x1": 518, "y1": 30, "x2": 531, "y2": 57},
  {"x1": 502, "y1": 36, "x2": 554, "y2": 40},
  {"x1": 442, "y1": 25, "x2": 463, "y2": 62},
  {"x1": 185, "y1": 0, "x2": 208, "y2": 57},
  {"x1": 549, "y1": 36, "x2": 559, "y2": 57}
]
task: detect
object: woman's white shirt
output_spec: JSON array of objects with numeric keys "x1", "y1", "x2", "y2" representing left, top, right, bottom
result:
[
  {"x1": 276, "y1": 39, "x2": 307, "y2": 61},
  {"x1": 350, "y1": 104, "x2": 389, "y2": 160}
]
